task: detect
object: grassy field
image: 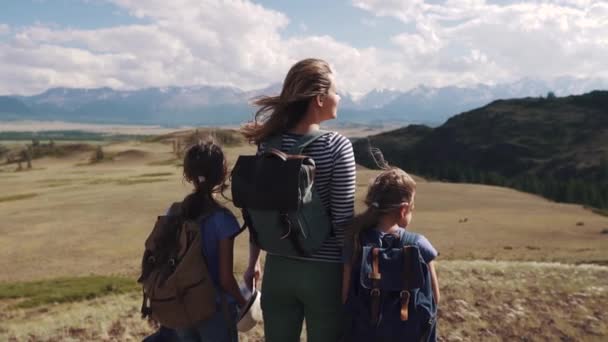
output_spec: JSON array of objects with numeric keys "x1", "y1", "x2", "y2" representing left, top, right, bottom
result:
[
  {"x1": 1, "y1": 262, "x2": 605, "y2": 341},
  {"x1": 1, "y1": 131, "x2": 607, "y2": 341}
]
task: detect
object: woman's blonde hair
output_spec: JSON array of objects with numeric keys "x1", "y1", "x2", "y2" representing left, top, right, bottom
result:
[
  {"x1": 241, "y1": 58, "x2": 333, "y2": 144},
  {"x1": 346, "y1": 167, "x2": 417, "y2": 260}
]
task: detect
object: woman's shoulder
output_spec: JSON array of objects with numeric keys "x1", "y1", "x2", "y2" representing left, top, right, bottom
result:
[
  {"x1": 322, "y1": 130, "x2": 348, "y2": 143},
  {"x1": 319, "y1": 131, "x2": 353, "y2": 155},
  {"x1": 281, "y1": 130, "x2": 351, "y2": 152}
]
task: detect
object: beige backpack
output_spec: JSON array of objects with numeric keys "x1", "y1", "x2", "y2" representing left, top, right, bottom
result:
[{"x1": 138, "y1": 202, "x2": 218, "y2": 329}]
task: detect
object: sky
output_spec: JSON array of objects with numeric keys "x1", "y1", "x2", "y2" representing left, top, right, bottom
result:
[{"x1": 0, "y1": 0, "x2": 607, "y2": 97}]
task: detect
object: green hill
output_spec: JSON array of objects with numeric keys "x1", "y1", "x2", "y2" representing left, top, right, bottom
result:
[{"x1": 354, "y1": 91, "x2": 608, "y2": 209}]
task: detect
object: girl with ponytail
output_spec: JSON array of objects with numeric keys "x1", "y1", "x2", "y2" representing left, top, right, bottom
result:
[
  {"x1": 342, "y1": 167, "x2": 440, "y2": 305},
  {"x1": 176, "y1": 140, "x2": 247, "y2": 342}
]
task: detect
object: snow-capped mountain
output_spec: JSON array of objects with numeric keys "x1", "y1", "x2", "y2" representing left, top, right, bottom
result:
[{"x1": 2, "y1": 77, "x2": 607, "y2": 126}]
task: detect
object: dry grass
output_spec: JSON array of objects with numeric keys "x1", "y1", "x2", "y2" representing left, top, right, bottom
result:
[
  {"x1": 0, "y1": 193, "x2": 39, "y2": 203},
  {"x1": 115, "y1": 178, "x2": 169, "y2": 186},
  {"x1": 1, "y1": 139, "x2": 607, "y2": 282},
  {"x1": 1, "y1": 131, "x2": 607, "y2": 340},
  {"x1": 1, "y1": 261, "x2": 605, "y2": 341},
  {"x1": 437, "y1": 261, "x2": 607, "y2": 341},
  {"x1": 136, "y1": 172, "x2": 174, "y2": 177}
]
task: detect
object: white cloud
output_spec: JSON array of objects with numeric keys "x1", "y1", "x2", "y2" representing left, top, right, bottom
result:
[
  {"x1": 355, "y1": 0, "x2": 608, "y2": 84},
  {"x1": 0, "y1": 0, "x2": 406, "y2": 97},
  {"x1": 0, "y1": 0, "x2": 294, "y2": 94},
  {"x1": 0, "y1": 0, "x2": 607, "y2": 96}
]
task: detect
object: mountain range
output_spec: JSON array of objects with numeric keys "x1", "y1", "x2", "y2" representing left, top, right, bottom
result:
[{"x1": 1, "y1": 77, "x2": 607, "y2": 126}]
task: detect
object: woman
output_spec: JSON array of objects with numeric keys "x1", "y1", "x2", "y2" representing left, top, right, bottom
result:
[{"x1": 241, "y1": 58, "x2": 357, "y2": 342}]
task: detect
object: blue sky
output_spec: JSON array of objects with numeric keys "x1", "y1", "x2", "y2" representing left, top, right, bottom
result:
[
  {"x1": 1, "y1": 0, "x2": 142, "y2": 29},
  {"x1": 0, "y1": 0, "x2": 607, "y2": 96},
  {"x1": 1, "y1": 0, "x2": 410, "y2": 48},
  {"x1": 258, "y1": 0, "x2": 413, "y2": 49}
]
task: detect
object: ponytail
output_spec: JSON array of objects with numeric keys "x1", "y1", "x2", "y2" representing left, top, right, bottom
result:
[
  {"x1": 347, "y1": 207, "x2": 382, "y2": 262},
  {"x1": 181, "y1": 140, "x2": 228, "y2": 219}
]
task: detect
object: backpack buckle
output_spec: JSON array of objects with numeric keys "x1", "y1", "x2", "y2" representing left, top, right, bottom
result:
[
  {"x1": 368, "y1": 272, "x2": 382, "y2": 280},
  {"x1": 370, "y1": 288, "x2": 381, "y2": 297}
]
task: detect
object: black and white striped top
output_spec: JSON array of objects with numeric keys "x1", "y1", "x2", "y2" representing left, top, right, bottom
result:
[{"x1": 260, "y1": 131, "x2": 356, "y2": 263}]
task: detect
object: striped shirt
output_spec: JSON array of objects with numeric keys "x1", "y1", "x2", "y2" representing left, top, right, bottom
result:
[{"x1": 259, "y1": 131, "x2": 356, "y2": 263}]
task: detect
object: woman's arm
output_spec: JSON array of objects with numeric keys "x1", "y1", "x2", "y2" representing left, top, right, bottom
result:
[
  {"x1": 428, "y1": 260, "x2": 440, "y2": 304},
  {"x1": 243, "y1": 241, "x2": 261, "y2": 290},
  {"x1": 342, "y1": 263, "x2": 352, "y2": 304},
  {"x1": 329, "y1": 135, "x2": 356, "y2": 230},
  {"x1": 218, "y1": 238, "x2": 247, "y2": 307}
]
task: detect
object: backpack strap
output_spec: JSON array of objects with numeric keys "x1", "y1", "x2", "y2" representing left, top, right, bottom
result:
[
  {"x1": 369, "y1": 247, "x2": 382, "y2": 326},
  {"x1": 288, "y1": 129, "x2": 330, "y2": 155},
  {"x1": 167, "y1": 202, "x2": 182, "y2": 217},
  {"x1": 397, "y1": 230, "x2": 422, "y2": 322},
  {"x1": 263, "y1": 130, "x2": 330, "y2": 154},
  {"x1": 398, "y1": 230, "x2": 420, "y2": 247},
  {"x1": 265, "y1": 134, "x2": 283, "y2": 151},
  {"x1": 400, "y1": 246, "x2": 416, "y2": 321}
]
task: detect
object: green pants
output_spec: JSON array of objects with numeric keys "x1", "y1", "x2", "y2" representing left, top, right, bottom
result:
[{"x1": 261, "y1": 254, "x2": 343, "y2": 342}]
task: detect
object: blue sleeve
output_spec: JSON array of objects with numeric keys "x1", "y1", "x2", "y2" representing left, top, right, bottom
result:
[
  {"x1": 416, "y1": 235, "x2": 438, "y2": 263},
  {"x1": 202, "y1": 210, "x2": 241, "y2": 241}
]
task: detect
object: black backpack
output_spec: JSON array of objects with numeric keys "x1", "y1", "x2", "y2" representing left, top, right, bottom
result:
[{"x1": 231, "y1": 130, "x2": 332, "y2": 257}]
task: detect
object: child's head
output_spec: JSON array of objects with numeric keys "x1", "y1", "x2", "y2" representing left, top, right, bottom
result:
[
  {"x1": 365, "y1": 167, "x2": 417, "y2": 228},
  {"x1": 182, "y1": 140, "x2": 228, "y2": 218},
  {"x1": 347, "y1": 167, "x2": 417, "y2": 260}
]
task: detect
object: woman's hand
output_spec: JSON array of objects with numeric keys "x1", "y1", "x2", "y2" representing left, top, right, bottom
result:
[
  {"x1": 243, "y1": 260, "x2": 261, "y2": 290},
  {"x1": 342, "y1": 263, "x2": 351, "y2": 304},
  {"x1": 244, "y1": 242, "x2": 262, "y2": 290}
]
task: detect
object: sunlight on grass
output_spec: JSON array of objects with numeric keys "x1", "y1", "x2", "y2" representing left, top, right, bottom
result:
[
  {"x1": 0, "y1": 193, "x2": 38, "y2": 203},
  {"x1": 116, "y1": 178, "x2": 169, "y2": 186},
  {"x1": 0, "y1": 276, "x2": 139, "y2": 309},
  {"x1": 136, "y1": 172, "x2": 174, "y2": 177},
  {"x1": 146, "y1": 159, "x2": 179, "y2": 166}
]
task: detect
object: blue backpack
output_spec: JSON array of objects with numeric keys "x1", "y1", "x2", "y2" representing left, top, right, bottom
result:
[{"x1": 344, "y1": 229, "x2": 437, "y2": 342}]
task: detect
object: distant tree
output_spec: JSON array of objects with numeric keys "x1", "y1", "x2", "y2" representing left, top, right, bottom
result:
[
  {"x1": 90, "y1": 146, "x2": 104, "y2": 163},
  {"x1": 547, "y1": 91, "x2": 556, "y2": 99},
  {"x1": 0, "y1": 144, "x2": 7, "y2": 159},
  {"x1": 600, "y1": 157, "x2": 608, "y2": 180},
  {"x1": 24, "y1": 150, "x2": 32, "y2": 169},
  {"x1": 176, "y1": 140, "x2": 182, "y2": 157}
]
